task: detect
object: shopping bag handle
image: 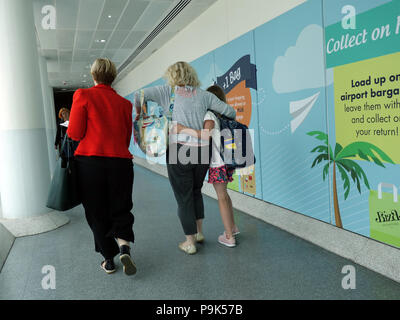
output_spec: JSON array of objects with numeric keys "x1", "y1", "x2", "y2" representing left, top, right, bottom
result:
[
  {"x1": 140, "y1": 90, "x2": 148, "y2": 116},
  {"x1": 378, "y1": 182, "x2": 398, "y2": 202}
]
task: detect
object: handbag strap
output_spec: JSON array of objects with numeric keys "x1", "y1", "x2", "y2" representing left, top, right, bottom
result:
[
  {"x1": 60, "y1": 134, "x2": 73, "y2": 168},
  {"x1": 167, "y1": 87, "x2": 175, "y2": 118},
  {"x1": 61, "y1": 134, "x2": 69, "y2": 156}
]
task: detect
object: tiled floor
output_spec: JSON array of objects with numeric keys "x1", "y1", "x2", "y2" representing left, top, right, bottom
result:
[{"x1": 0, "y1": 165, "x2": 399, "y2": 300}]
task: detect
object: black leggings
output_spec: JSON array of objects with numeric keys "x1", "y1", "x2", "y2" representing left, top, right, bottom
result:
[
  {"x1": 167, "y1": 144, "x2": 210, "y2": 235},
  {"x1": 76, "y1": 156, "x2": 135, "y2": 259}
]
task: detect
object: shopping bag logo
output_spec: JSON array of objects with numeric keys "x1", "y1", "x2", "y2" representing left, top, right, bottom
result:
[
  {"x1": 374, "y1": 210, "x2": 400, "y2": 223},
  {"x1": 369, "y1": 183, "x2": 400, "y2": 248}
]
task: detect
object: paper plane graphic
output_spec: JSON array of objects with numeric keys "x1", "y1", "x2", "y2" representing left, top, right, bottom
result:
[{"x1": 290, "y1": 92, "x2": 320, "y2": 133}]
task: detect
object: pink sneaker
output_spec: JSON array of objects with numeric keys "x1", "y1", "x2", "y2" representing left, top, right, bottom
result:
[
  {"x1": 232, "y1": 226, "x2": 240, "y2": 236},
  {"x1": 218, "y1": 232, "x2": 236, "y2": 247}
]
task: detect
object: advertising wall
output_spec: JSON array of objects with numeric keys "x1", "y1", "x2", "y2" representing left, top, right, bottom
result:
[{"x1": 126, "y1": 0, "x2": 400, "y2": 248}]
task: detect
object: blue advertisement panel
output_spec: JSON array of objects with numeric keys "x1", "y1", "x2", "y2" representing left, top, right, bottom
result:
[
  {"x1": 190, "y1": 51, "x2": 216, "y2": 90},
  {"x1": 324, "y1": 0, "x2": 400, "y2": 245},
  {"x1": 213, "y1": 32, "x2": 262, "y2": 199},
  {"x1": 254, "y1": 0, "x2": 331, "y2": 222},
  {"x1": 124, "y1": 0, "x2": 400, "y2": 248}
]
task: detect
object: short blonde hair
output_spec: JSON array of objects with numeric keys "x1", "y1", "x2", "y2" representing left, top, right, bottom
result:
[
  {"x1": 164, "y1": 61, "x2": 200, "y2": 88},
  {"x1": 91, "y1": 58, "x2": 117, "y2": 85}
]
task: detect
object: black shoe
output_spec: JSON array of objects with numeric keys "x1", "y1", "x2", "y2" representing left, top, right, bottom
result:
[
  {"x1": 119, "y1": 245, "x2": 137, "y2": 276},
  {"x1": 101, "y1": 259, "x2": 116, "y2": 274}
]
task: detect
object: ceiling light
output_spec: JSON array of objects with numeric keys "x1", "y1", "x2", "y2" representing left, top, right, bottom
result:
[
  {"x1": 95, "y1": 39, "x2": 106, "y2": 43},
  {"x1": 108, "y1": 15, "x2": 112, "y2": 18}
]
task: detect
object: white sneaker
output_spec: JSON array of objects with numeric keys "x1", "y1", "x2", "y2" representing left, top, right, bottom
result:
[{"x1": 195, "y1": 232, "x2": 205, "y2": 243}]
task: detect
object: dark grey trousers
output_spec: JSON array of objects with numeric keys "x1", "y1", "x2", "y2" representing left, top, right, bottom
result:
[{"x1": 166, "y1": 143, "x2": 210, "y2": 235}]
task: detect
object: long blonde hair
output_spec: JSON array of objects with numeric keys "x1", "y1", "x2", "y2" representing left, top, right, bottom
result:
[{"x1": 164, "y1": 61, "x2": 201, "y2": 88}]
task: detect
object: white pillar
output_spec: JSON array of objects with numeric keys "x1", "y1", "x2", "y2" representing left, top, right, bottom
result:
[
  {"x1": 0, "y1": 0, "x2": 52, "y2": 219},
  {"x1": 38, "y1": 55, "x2": 57, "y2": 176}
]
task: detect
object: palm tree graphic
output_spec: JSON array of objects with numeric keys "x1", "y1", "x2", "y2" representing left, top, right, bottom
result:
[{"x1": 307, "y1": 131, "x2": 394, "y2": 228}]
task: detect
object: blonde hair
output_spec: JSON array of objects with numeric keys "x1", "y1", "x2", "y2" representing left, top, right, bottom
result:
[
  {"x1": 164, "y1": 61, "x2": 200, "y2": 88},
  {"x1": 91, "y1": 58, "x2": 117, "y2": 85}
]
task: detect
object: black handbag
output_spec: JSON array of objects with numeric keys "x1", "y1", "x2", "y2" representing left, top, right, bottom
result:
[{"x1": 46, "y1": 135, "x2": 81, "y2": 211}]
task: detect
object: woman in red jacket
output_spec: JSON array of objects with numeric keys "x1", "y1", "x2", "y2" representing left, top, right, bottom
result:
[{"x1": 67, "y1": 58, "x2": 136, "y2": 276}]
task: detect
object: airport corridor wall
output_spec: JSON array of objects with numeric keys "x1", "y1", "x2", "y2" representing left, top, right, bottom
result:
[{"x1": 123, "y1": 0, "x2": 400, "y2": 249}]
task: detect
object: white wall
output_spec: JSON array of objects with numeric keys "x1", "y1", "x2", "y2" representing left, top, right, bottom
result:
[{"x1": 114, "y1": 0, "x2": 306, "y2": 96}]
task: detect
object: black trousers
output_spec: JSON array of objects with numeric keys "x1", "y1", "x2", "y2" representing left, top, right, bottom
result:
[
  {"x1": 76, "y1": 156, "x2": 135, "y2": 260},
  {"x1": 166, "y1": 144, "x2": 210, "y2": 235}
]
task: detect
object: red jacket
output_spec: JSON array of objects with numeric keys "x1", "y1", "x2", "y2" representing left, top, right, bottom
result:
[{"x1": 67, "y1": 84, "x2": 133, "y2": 159}]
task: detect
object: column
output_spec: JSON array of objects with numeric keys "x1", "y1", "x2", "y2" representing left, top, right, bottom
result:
[
  {"x1": 38, "y1": 55, "x2": 57, "y2": 176},
  {"x1": 0, "y1": 0, "x2": 52, "y2": 219}
]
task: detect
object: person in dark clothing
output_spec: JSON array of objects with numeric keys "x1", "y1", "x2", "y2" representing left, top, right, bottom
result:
[
  {"x1": 55, "y1": 108, "x2": 79, "y2": 167},
  {"x1": 67, "y1": 58, "x2": 136, "y2": 276},
  {"x1": 54, "y1": 107, "x2": 69, "y2": 154}
]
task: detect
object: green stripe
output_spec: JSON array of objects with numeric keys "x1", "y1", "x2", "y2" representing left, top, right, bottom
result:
[{"x1": 325, "y1": 1, "x2": 400, "y2": 68}]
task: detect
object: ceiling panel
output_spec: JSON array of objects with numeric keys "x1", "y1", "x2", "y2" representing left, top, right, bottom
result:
[
  {"x1": 116, "y1": 0, "x2": 150, "y2": 30},
  {"x1": 75, "y1": 30, "x2": 95, "y2": 50},
  {"x1": 105, "y1": 30, "x2": 130, "y2": 49},
  {"x1": 88, "y1": 49, "x2": 105, "y2": 58},
  {"x1": 121, "y1": 31, "x2": 146, "y2": 49},
  {"x1": 112, "y1": 49, "x2": 132, "y2": 63},
  {"x1": 48, "y1": 72, "x2": 59, "y2": 80},
  {"x1": 56, "y1": 30, "x2": 76, "y2": 48},
  {"x1": 133, "y1": 1, "x2": 173, "y2": 31},
  {"x1": 97, "y1": 0, "x2": 129, "y2": 30},
  {"x1": 76, "y1": 0, "x2": 105, "y2": 30},
  {"x1": 91, "y1": 30, "x2": 113, "y2": 49},
  {"x1": 34, "y1": 0, "x2": 218, "y2": 89},
  {"x1": 41, "y1": 49, "x2": 58, "y2": 60},
  {"x1": 59, "y1": 50, "x2": 73, "y2": 62},
  {"x1": 102, "y1": 50, "x2": 117, "y2": 59},
  {"x1": 37, "y1": 30, "x2": 57, "y2": 49},
  {"x1": 73, "y1": 49, "x2": 90, "y2": 61},
  {"x1": 71, "y1": 62, "x2": 88, "y2": 72},
  {"x1": 59, "y1": 61, "x2": 71, "y2": 73},
  {"x1": 47, "y1": 61, "x2": 59, "y2": 73},
  {"x1": 56, "y1": 0, "x2": 80, "y2": 30}
]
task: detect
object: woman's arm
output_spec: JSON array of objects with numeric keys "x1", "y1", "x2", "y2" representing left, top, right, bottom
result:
[
  {"x1": 173, "y1": 120, "x2": 215, "y2": 140},
  {"x1": 134, "y1": 85, "x2": 171, "y2": 116},
  {"x1": 206, "y1": 92, "x2": 236, "y2": 119},
  {"x1": 67, "y1": 89, "x2": 87, "y2": 141}
]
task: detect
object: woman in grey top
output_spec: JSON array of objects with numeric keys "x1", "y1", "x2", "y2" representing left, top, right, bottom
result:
[{"x1": 134, "y1": 61, "x2": 236, "y2": 254}]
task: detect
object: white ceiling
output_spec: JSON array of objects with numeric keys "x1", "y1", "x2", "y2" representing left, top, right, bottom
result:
[{"x1": 33, "y1": 0, "x2": 217, "y2": 90}]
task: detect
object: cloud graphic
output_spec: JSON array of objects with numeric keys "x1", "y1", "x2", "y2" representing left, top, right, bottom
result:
[{"x1": 272, "y1": 24, "x2": 334, "y2": 94}]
